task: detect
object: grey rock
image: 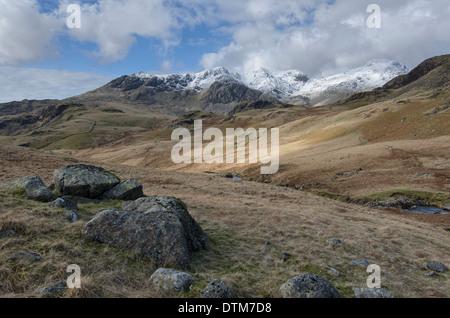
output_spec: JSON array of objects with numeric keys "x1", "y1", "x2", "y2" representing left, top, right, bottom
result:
[
  {"x1": 150, "y1": 268, "x2": 199, "y2": 293},
  {"x1": 326, "y1": 265, "x2": 340, "y2": 276},
  {"x1": 425, "y1": 271, "x2": 438, "y2": 277},
  {"x1": 48, "y1": 197, "x2": 78, "y2": 211},
  {"x1": 281, "y1": 253, "x2": 292, "y2": 262},
  {"x1": 40, "y1": 281, "x2": 67, "y2": 295},
  {"x1": 280, "y1": 273, "x2": 341, "y2": 298},
  {"x1": 8, "y1": 250, "x2": 42, "y2": 262},
  {"x1": 353, "y1": 288, "x2": 393, "y2": 298},
  {"x1": 83, "y1": 197, "x2": 207, "y2": 269},
  {"x1": 201, "y1": 279, "x2": 234, "y2": 298},
  {"x1": 443, "y1": 227, "x2": 450, "y2": 232},
  {"x1": 327, "y1": 238, "x2": 344, "y2": 245},
  {"x1": 53, "y1": 164, "x2": 120, "y2": 199},
  {"x1": 349, "y1": 259, "x2": 370, "y2": 268},
  {"x1": 0, "y1": 230, "x2": 19, "y2": 239},
  {"x1": 443, "y1": 204, "x2": 450, "y2": 211},
  {"x1": 65, "y1": 211, "x2": 78, "y2": 223},
  {"x1": 2, "y1": 176, "x2": 53, "y2": 202},
  {"x1": 423, "y1": 262, "x2": 447, "y2": 273},
  {"x1": 100, "y1": 178, "x2": 144, "y2": 200},
  {"x1": 123, "y1": 197, "x2": 208, "y2": 252}
]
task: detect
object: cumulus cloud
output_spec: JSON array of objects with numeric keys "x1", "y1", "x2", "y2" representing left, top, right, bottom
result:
[
  {"x1": 0, "y1": 0, "x2": 61, "y2": 65},
  {"x1": 199, "y1": 0, "x2": 450, "y2": 76},
  {"x1": 0, "y1": 66, "x2": 112, "y2": 102},
  {"x1": 0, "y1": 0, "x2": 449, "y2": 78}
]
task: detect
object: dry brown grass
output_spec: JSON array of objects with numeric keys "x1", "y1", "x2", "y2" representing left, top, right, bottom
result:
[{"x1": 1, "y1": 143, "x2": 448, "y2": 298}]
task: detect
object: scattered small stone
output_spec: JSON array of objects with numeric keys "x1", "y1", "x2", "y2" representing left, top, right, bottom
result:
[
  {"x1": 48, "y1": 197, "x2": 78, "y2": 211},
  {"x1": 0, "y1": 230, "x2": 19, "y2": 239},
  {"x1": 425, "y1": 271, "x2": 438, "y2": 277},
  {"x1": 201, "y1": 279, "x2": 234, "y2": 298},
  {"x1": 8, "y1": 250, "x2": 42, "y2": 263},
  {"x1": 40, "y1": 281, "x2": 67, "y2": 295},
  {"x1": 280, "y1": 273, "x2": 341, "y2": 298},
  {"x1": 65, "y1": 211, "x2": 78, "y2": 223},
  {"x1": 150, "y1": 268, "x2": 199, "y2": 293},
  {"x1": 349, "y1": 259, "x2": 370, "y2": 268},
  {"x1": 326, "y1": 265, "x2": 340, "y2": 276},
  {"x1": 281, "y1": 253, "x2": 292, "y2": 262},
  {"x1": 423, "y1": 262, "x2": 447, "y2": 273},
  {"x1": 353, "y1": 287, "x2": 393, "y2": 298},
  {"x1": 327, "y1": 238, "x2": 344, "y2": 245}
]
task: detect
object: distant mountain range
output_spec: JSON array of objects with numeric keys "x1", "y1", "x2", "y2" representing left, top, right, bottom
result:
[{"x1": 69, "y1": 59, "x2": 409, "y2": 115}]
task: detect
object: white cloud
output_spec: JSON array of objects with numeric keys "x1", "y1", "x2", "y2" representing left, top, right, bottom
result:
[
  {"x1": 0, "y1": 0, "x2": 62, "y2": 65},
  {"x1": 0, "y1": 66, "x2": 112, "y2": 102},
  {"x1": 199, "y1": 0, "x2": 450, "y2": 77},
  {"x1": 0, "y1": 0, "x2": 449, "y2": 80}
]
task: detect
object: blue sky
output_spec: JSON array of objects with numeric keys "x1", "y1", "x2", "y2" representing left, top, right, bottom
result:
[{"x1": 0, "y1": 0, "x2": 449, "y2": 102}]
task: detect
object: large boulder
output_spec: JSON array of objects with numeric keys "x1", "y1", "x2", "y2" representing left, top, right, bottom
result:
[
  {"x1": 123, "y1": 197, "x2": 208, "y2": 252},
  {"x1": 53, "y1": 165, "x2": 120, "y2": 199},
  {"x1": 83, "y1": 197, "x2": 208, "y2": 269},
  {"x1": 280, "y1": 273, "x2": 341, "y2": 298},
  {"x1": 100, "y1": 179, "x2": 144, "y2": 200},
  {"x1": 2, "y1": 176, "x2": 53, "y2": 202},
  {"x1": 150, "y1": 268, "x2": 199, "y2": 293}
]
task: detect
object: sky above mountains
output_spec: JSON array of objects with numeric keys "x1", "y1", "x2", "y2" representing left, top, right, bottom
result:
[{"x1": 0, "y1": 0, "x2": 449, "y2": 102}]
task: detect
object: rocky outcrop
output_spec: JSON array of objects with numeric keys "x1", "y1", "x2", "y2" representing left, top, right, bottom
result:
[
  {"x1": 150, "y1": 268, "x2": 199, "y2": 293},
  {"x1": 280, "y1": 273, "x2": 341, "y2": 298},
  {"x1": 83, "y1": 197, "x2": 207, "y2": 269},
  {"x1": 2, "y1": 176, "x2": 53, "y2": 202},
  {"x1": 53, "y1": 165, "x2": 120, "y2": 199}
]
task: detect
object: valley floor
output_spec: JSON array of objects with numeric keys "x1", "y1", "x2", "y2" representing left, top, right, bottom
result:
[{"x1": 0, "y1": 143, "x2": 449, "y2": 298}]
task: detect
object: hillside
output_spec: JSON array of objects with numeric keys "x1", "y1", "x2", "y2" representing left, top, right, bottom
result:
[{"x1": 0, "y1": 54, "x2": 449, "y2": 298}]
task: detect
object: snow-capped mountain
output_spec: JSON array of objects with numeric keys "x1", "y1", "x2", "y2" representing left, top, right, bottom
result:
[{"x1": 131, "y1": 59, "x2": 409, "y2": 105}]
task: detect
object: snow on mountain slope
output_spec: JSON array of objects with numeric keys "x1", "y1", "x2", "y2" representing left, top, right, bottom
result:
[
  {"x1": 301, "y1": 59, "x2": 410, "y2": 99},
  {"x1": 132, "y1": 59, "x2": 409, "y2": 104}
]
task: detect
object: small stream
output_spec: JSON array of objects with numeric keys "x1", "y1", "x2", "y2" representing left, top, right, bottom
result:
[{"x1": 405, "y1": 206, "x2": 449, "y2": 215}]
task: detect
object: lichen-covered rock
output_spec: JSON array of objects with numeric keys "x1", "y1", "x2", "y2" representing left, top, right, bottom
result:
[
  {"x1": 150, "y1": 268, "x2": 199, "y2": 293},
  {"x1": 123, "y1": 197, "x2": 208, "y2": 252},
  {"x1": 201, "y1": 279, "x2": 234, "y2": 298},
  {"x1": 280, "y1": 273, "x2": 341, "y2": 298},
  {"x1": 83, "y1": 197, "x2": 207, "y2": 269},
  {"x1": 53, "y1": 164, "x2": 120, "y2": 199},
  {"x1": 2, "y1": 176, "x2": 53, "y2": 202},
  {"x1": 353, "y1": 287, "x2": 393, "y2": 298},
  {"x1": 100, "y1": 178, "x2": 144, "y2": 200}
]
